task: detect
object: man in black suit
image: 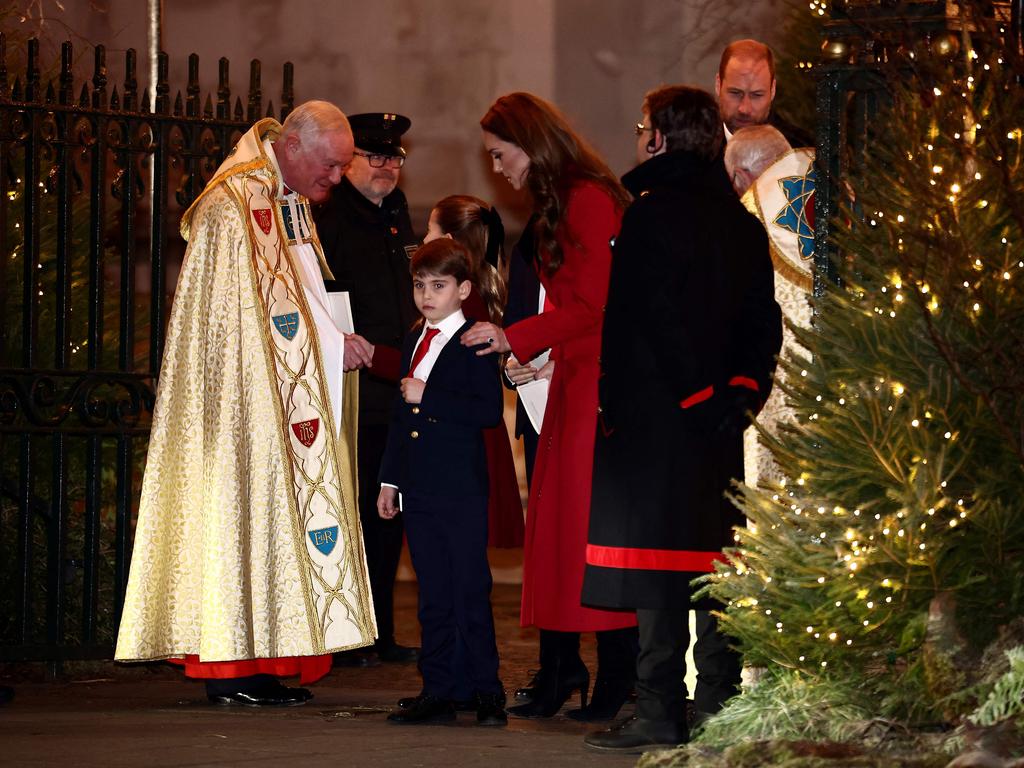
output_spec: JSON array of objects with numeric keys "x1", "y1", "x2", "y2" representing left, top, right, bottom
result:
[
  {"x1": 715, "y1": 39, "x2": 813, "y2": 148},
  {"x1": 582, "y1": 85, "x2": 782, "y2": 752},
  {"x1": 313, "y1": 113, "x2": 419, "y2": 665}
]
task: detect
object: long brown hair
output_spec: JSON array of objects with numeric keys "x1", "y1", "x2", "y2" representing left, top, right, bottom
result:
[
  {"x1": 480, "y1": 92, "x2": 629, "y2": 276},
  {"x1": 432, "y1": 195, "x2": 507, "y2": 323}
]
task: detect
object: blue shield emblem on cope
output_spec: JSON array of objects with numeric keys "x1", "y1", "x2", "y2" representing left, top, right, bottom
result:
[
  {"x1": 308, "y1": 526, "x2": 339, "y2": 556},
  {"x1": 272, "y1": 312, "x2": 300, "y2": 341}
]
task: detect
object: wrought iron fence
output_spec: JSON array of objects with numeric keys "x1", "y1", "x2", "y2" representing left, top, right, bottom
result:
[{"x1": 0, "y1": 34, "x2": 294, "y2": 668}]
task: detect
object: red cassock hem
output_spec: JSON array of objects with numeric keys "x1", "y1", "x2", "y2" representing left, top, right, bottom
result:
[
  {"x1": 169, "y1": 654, "x2": 332, "y2": 685},
  {"x1": 586, "y1": 544, "x2": 724, "y2": 572}
]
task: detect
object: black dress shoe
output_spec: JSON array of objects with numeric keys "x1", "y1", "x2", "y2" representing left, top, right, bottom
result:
[
  {"x1": 583, "y1": 716, "x2": 687, "y2": 753},
  {"x1": 376, "y1": 643, "x2": 419, "y2": 664},
  {"x1": 333, "y1": 649, "x2": 380, "y2": 667},
  {"x1": 475, "y1": 692, "x2": 508, "y2": 727},
  {"x1": 398, "y1": 693, "x2": 476, "y2": 711},
  {"x1": 0, "y1": 686, "x2": 13, "y2": 706},
  {"x1": 387, "y1": 694, "x2": 455, "y2": 724},
  {"x1": 209, "y1": 685, "x2": 312, "y2": 707}
]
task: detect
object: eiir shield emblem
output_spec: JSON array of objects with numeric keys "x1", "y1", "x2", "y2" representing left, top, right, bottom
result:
[{"x1": 308, "y1": 526, "x2": 339, "y2": 556}]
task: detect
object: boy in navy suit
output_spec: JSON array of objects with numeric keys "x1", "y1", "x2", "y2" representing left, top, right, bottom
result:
[{"x1": 378, "y1": 238, "x2": 506, "y2": 726}]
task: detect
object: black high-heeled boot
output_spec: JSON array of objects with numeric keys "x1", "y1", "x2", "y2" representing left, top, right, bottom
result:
[
  {"x1": 506, "y1": 656, "x2": 590, "y2": 718},
  {"x1": 566, "y1": 626, "x2": 638, "y2": 721}
]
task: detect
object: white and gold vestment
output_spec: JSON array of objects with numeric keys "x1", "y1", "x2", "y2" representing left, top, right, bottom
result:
[{"x1": 116, "y1": 118, "x2": 375, "y2": 664}]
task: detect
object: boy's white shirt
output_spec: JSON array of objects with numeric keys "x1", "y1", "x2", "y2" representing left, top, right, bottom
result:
[
  {"x1": 382, "y1": 307, "x2": 467, "y2": 503},
  {"x1": 408, "y1": 308, "x2": 466, "y2": 381}
]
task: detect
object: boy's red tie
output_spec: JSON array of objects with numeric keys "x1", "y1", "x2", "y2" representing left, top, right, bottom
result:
[{"x1": 407, "y1": 327, "x2": 440, "y2": 377}]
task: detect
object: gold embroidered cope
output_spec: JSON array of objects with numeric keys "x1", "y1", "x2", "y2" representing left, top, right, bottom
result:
[{"x1": 115, "y1": 119, "x2": 375, "y2": 664}]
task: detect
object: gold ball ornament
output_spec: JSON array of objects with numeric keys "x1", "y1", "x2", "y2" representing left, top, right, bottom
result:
[
  {"x1": 931, "y1": 32, "x2": 959, "y2": 58},
  {"x1": 822, "y1": 38, "x2": 849, "y2": 61}
]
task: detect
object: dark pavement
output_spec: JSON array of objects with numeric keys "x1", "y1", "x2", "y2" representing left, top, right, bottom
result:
[{"x1": 0, "y1": 582, "x2": 648, "y2": 767}]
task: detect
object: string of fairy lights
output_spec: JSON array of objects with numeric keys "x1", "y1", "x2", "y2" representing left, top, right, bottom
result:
[{"x1": 710, "y1": 7, "x2": 1019, "y2": 677}]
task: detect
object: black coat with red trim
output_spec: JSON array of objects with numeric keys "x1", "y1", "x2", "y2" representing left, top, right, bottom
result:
[{"x1": 581, "y1": 149, "x2": 782, "y2": 611}]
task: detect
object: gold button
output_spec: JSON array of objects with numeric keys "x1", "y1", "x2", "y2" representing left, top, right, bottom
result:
[
  {"x1": 411, "y1": 406, "x2": 420, "y2": 414},
  {"x1": 410, "y1": 431, "x2": 419, "y2": 439}
]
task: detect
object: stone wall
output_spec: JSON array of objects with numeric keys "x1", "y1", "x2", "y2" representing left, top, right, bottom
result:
[{"x1": 29, "y1": 0, "x2": 793, "y2": 230}]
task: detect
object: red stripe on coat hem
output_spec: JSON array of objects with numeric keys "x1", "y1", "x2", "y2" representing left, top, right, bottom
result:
[
  {"x1": 728, "y1": 376, "x2": 760, "y2": 392},
  {"x1": 586, "y1": 544, "x2": 724, "y2": 572}
]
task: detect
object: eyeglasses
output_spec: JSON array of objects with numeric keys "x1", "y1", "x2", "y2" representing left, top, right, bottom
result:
[
  {"x1": 634, "y1": 122, "x2": 654, "y2": 136},
  {"x1": 353, "y1": 150, "x2": 405, "y2": 169}
]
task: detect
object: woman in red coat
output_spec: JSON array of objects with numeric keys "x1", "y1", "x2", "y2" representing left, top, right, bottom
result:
[{"x1": 462, "y1": 92, "x2": 638, "y2": 720}]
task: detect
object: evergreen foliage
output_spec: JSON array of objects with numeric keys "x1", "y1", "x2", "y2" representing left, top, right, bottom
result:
[{"x1": 703, "y1": 0, "x2": 1024, "y2": 734}]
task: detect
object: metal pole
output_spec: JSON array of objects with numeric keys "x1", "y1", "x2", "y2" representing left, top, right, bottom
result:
[{"x1": 147, "y1": 0, "x2": 162, "y2": 111}]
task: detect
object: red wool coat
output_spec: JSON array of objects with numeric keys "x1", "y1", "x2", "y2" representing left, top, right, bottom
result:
[{"x1": 505, "y1": 182, "x2": 636, "y2": 632}]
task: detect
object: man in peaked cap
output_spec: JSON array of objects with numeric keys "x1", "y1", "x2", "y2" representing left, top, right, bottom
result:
[{"x1": 314, "y1": 112, "x2": 421, "y2": 667}]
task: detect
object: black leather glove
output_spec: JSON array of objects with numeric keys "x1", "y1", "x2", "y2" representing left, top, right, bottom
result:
[{"x1": 716, "y1": 387, "x2": 762, "y2": 437}]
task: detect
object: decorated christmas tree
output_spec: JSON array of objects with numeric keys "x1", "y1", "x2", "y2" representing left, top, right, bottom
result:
[{"x1": 647, "y1": 2, "x2": 1024, "y2": 764}]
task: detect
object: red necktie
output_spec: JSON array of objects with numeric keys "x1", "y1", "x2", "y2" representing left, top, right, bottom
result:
[{"x1": 407, "y1": 327, "x2": 440, "y2": 377}]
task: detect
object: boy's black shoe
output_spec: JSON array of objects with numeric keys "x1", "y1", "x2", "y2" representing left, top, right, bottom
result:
[
  {"x1": 475, "y1": 692, "x2": 508, "y2": 727},
  {"x1": 583, "y1": 716, "x2": 687, "y2": 753},
  {"x1": 398, "y1": 693, "x2": 474, "y2": 711},
  {"x1": 387, "y1": 695, "x2": 455, "y2": 724}
]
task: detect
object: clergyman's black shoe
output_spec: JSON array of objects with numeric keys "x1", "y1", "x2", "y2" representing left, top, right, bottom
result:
[
  {"x1": 209, "y1": 685, "x2": 312, "y2": 707},
  {"x1": 476, "y1": 692, "x2": 508, "y2": 727},
  {"x1": 584, "y1": 716, "x2": 687, "y2": 753},
  {"x1": 387, "y1": 694, "x2": 455, "y2": 724},
  {"x1": 376, "y1": 643, "x2": 420, "y2": 664},
  {"x1": 332, "y1": 649, "x2": 380, "y2": 668}
]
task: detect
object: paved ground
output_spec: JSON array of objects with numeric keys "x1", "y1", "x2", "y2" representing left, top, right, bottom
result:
[{"x1": 0, "y1": 583, "x2": 652, "y2": 768}]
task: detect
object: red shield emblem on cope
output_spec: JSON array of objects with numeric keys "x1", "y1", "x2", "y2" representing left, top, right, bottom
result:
[
  {"x1": 291, "y1": 418, "x2": 320, "y2": 448},
  {"x1": 252, "y1": 208, "x2": 273, "y2": 235}
]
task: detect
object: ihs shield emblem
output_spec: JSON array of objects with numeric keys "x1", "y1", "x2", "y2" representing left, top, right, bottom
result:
[
  {"x1": 252, "y1": 208, "x2": 273, "y2": 235},
  {"x1": 291, "y1": 418, "x2": 320, "y2": 448},
  {"x1": 272, "y1": 312, "x2": 299, "y2": 340}
]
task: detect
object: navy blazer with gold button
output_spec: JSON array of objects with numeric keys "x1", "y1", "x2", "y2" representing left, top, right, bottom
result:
[{"x1": 378, "y1": 319, "x2": 503, "y2": 503}]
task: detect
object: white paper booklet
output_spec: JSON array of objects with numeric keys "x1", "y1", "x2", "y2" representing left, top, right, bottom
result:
[{"x1": 328, "y1": 291, "x2": 354, "y2": 334}]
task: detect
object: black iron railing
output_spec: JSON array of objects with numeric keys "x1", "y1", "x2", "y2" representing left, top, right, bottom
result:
[{"x1": 0, "y1": 34, "x2": 294, "y2": 668}]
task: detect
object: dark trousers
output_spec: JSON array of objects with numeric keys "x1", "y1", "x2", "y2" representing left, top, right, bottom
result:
[
  {"x1": 635, "y1": 609, "x2": 741, "y2": 723},
  {"x1": 358, "y1": 423, "x2": 405, "y2": 648},
  {"x1": 403, "y1": 494, "x2": 502, "y2": 699}
]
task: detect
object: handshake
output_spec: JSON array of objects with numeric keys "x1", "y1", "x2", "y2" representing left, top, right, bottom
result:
[{"x1": 343, "y1": 333, "x2": 374, "y2": 371}]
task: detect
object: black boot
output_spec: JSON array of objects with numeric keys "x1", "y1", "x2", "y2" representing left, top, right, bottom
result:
[
  {"x1": 514, "y1": 628, "x2": 561, "y2": 702},
  {"x1": 506, "y1": 656, "x2": 589, "y2": 718},
  {"x1": 584, "y1": 716, "x2": 688, "y2": 753},
  {"x1": 566, "y1": 626, "x2": 638, "y2": 722}
]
